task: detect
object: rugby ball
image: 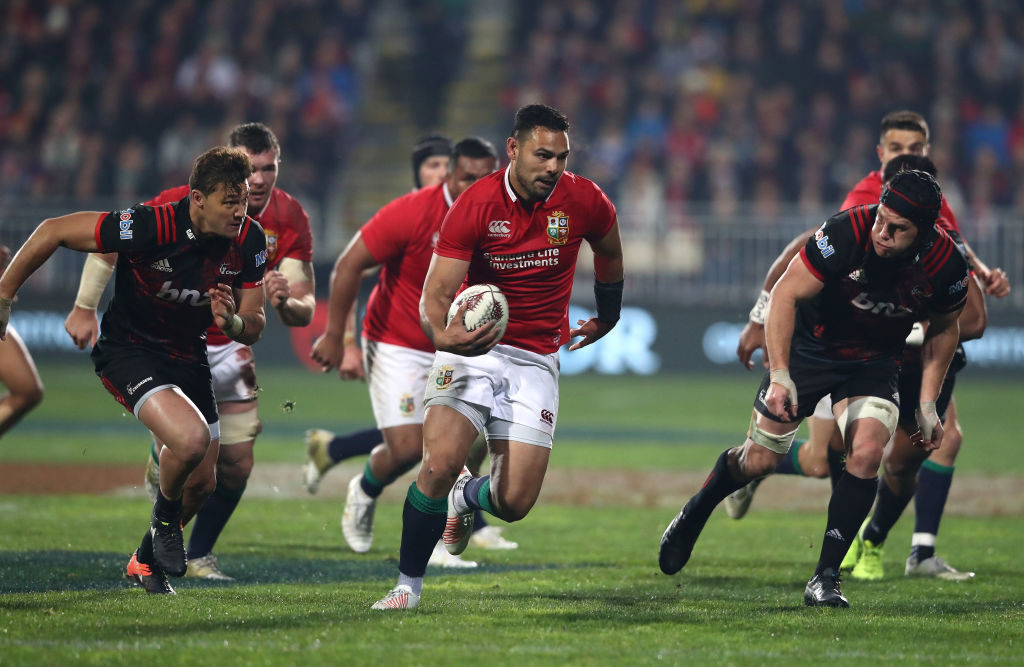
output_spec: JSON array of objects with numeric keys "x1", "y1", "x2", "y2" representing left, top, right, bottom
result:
[{"x1": 446, "y1": 283, "x2": 509, "y2": 339}]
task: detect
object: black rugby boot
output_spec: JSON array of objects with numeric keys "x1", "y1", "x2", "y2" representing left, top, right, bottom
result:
[
  {"x1": 804, "y1": 568, "x2": 849, "y2": 608},
  {"x1": 658, "y1": 500, "x2": 706, "y2": 575},
  {"x1": 150, "y1": 512, "x2": 187, "y2": 577}
]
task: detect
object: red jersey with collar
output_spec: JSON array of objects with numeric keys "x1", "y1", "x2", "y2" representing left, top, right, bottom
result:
[
  {"x1": 435, "y1": 167, "x2": 617, "y2": 354},
  {"x1": 146, "y1": 185, "x2": 312, "y2": 345},
  {"x1": 93, "y1": 197, "x2": 266, "y2": 363},
  {"x1": 360, "y1": 183, "x2": 453, "y2": 352},
  {"x1": 841, "y1": 170, "x2": 961, "y2": 236}
]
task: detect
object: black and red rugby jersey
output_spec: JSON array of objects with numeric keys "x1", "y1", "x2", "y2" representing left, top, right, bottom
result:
[
  {"x1": 93, "y1": 197, "x2": 267, "y2": 363},
  {"x1": 794, "y1": 204, "x2": 969, "y2": 363}
]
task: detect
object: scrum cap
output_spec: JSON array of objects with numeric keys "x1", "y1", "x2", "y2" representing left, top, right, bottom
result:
[{"x1": 879, "y1": 169, "x2": 941, "y2": 230}]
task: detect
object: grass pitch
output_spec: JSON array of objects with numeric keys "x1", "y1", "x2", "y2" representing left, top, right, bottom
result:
[{"x1": 1, "y1": 363, "x2": 1022, "y2": 664}]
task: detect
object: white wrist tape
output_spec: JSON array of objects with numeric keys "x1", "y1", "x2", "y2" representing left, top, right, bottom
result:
[
  {"x1": 749, "y1": 289, "x2": 770, "y2": 325},
  {"x1": 769, "y1": 368, "x2": 798, "y2": 410},
  {"x1": 223, "y1": 314, "x2": 245, "y2": 338},
  {"x1": 905, "y1": 322, "x2": 925, "y2": 347},
  {"x1": 74, "y1": 254, "x2": 115, "y2": 310},
  {"x1": 916, "y1": 400, "x2": 939, "y2": 442}
]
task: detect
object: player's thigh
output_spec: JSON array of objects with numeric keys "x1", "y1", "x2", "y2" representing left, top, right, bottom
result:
[
  {"x1": 138, "y1": 389, "x2": 211, "y2": 456},
  {"x1": 883, "y1": 426, "x2": 928, "y2": 477},
  {"x1": 420, "y1": 404, "x2": 480, "y2": 496},
  {"x1": 930, "y1": 384, "x2": 961, "y2": 466},
  {"x1": 0, "y1": 327, "x2": 43, "y2": 397},
  {"x1": 486, "y1": 438, "x2": 551, "y2": 520},
  {"x1": 741, "y1": 410, "x2": 796, "y2": 475},
  {"x1": 364, "y1": 339, "x2": 433, "y2": 429}
]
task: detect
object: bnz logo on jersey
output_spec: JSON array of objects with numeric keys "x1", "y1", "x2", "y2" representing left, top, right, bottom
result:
[{"x1": 546, "y1": 211, "x2": 569, "y2": 245}]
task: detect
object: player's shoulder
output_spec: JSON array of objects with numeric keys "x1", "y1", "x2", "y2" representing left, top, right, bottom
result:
[
  {"x1": 144, "y1": 184, "x2": 191, "y2": 207},
  {"x1": 237, "y1": 216, "x2": 267, "y2": 250},
  {"x1": 268, "y1": 187, "x2": 308, "y2": 216},
  {"x1": 918, "y1": 224, "x2": 967, "y2": 277}
]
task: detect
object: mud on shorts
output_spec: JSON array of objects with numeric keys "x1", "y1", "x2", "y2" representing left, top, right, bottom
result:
[
  {"x1": 753, "y1": 349, "x2": 900, "y2": 426},
  {"x1": 92, "y1": 340, "x2": 219, "y2": 437},
  {"x1": 208, "y1": 340, "x2": 258, "y2": 403},
  {"x1": 363, "y1": 337, "x2": 434, "y2": 429},
  {"x1": 423, "y1": 344, "x2": 559, "y2": 448}
]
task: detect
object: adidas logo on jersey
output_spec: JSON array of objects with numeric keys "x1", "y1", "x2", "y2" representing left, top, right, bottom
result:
[{"x1": 150, "y1": 259, "x2": 173, "y2": 272}]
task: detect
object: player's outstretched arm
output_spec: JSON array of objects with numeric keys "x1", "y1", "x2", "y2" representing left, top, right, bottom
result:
[
  {"x1": 420, "y1": 254, "x2": 501, "y2": 357},
  {"x1": 956, "y1": 275, "x2": 987, "y2": 342},
  {"x1": 570, "y1": 220, "x2": 624, "y2": 351},
  {"x1": 266, "y1": 258, "x2": 316, "y2": 327},
  {"x1": 917, "y1": 307, "x2": 962, "y2": 451},
  {"x1": 762, "y1": 255, "x2": 824, "y2": 420},
  {"x1": 961, "y1": 240, "x2": 1010, "y2": 298},
  {"x1": 310, "y1": 232, "x2": 377, "y2": 375},
  {"x1": 1, "y1": 212, "x2": 103, "y2": 340},
  {"x1": 737, "y1": 225, "x2": 818, "y2": 369},
  {"x1": 64, "y1": 252, "x2": 116, "y2": 349}
]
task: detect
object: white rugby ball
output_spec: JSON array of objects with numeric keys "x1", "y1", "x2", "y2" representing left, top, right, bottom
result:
[{"x1": 446, "y1": 283, "x2": 509, "y2": 339}]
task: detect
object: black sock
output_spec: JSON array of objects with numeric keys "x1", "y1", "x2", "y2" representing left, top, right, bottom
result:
[
  {"x1": 398, "y1": 482, "x2": 447, "y2": 578},
  {"x1": 816, "y1": 472, "x2": 877, "y2": 574},
  {"x1": 187, "y1": 482, "x2": 245, "y2": 559},
  {"x1": 327, "y1": 428, "x2": 382, "y2": 464},
  {"x1": 827, "y1": 448, "x2": 846, "y2": 490},
  {"x1": 862, "y1": 477, "x2": 914, "y2": 546},
  {"x1": 910, "y1": 460, "x2": 954, "y2": 562},
  {"x1": 138, "y1": 529, "x2": 155, "y2": 563},
  {"x1": 687, "y1": 450, "x2": 744, "y2": 525},
  {"x1": 153, "y1": 490, "x2": 182, "y2": 523}
]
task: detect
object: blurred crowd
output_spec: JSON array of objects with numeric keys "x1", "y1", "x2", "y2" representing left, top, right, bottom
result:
[
  {"x1": 1, "y1": 0, "x2": 370, "y2": 208},
  {"x1": 504, "y1": 0, "x2": 1024, "y2": 240},
  {"x1": 4, "y1": 0, "x2": 1024, "y2": 247}
]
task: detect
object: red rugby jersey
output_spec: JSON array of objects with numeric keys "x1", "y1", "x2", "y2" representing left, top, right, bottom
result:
[
  {"x1": 145, "y1": 185, "x2": 312, "y2": 345},
  {"x1": 435, "y1": 167, "x2": 616, "y2": 354},
  {"x1": 360, "y1": 183, "x2": 454, "y2": 352}
]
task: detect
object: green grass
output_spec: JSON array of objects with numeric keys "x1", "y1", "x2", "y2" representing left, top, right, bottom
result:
[
  {"x1": 6, "y1": 363, "x2": 1024, "y2": 474},
  {"x1": 1, "y1": 363, "x2": 1023, "y2": 664},
  {"x1": 1, "y1": 496, "x2": 1021, "y2": 665}
]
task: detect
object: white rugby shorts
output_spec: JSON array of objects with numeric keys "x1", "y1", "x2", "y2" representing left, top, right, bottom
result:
[
  {"x1": 363, "y1": 338, "x2": 434, "y2": 429},
  {"x1": 423, "y1": 344, "x2": 559, "y2": 448},
  {"x1": 208, "y1": 340, "x2": 258, "y2": 403},
  {"x1": 812, "y1": 394, "x2": 834, "y2": 420}
]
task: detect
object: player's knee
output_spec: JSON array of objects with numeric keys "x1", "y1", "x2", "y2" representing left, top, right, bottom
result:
[
  {"x1": 801, "y1": 459, "x2": 831, "y2": 479},
  {"x1": 738, "y1": 443, "x2": 781, "y2": 478},
  {"x1": 10, "y1": 385, "x2": 43, "y2": 416},
  {"x1": 175, "y1": 424, "x2": 212, "y2": 467},
  {"x1": 217, "y1": 458, "x2": 252, "y2": 486},
  {"x1": 939, "y1": 421, "x2": 963, "y2": 460},
  {"x1": 846, "y1": 440, "x2": 884, "y2": 475}
]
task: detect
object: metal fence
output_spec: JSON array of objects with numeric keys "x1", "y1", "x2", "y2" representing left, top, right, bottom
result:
[{"x1": 3, "y1": 198, "x2": 1021, "y2": 312}]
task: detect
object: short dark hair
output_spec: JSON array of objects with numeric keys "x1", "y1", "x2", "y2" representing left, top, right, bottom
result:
[
  {"x1": 882, "y1": 154, "x2": 937, "y2": 184},
  {"x1": 189, "y1": 147, "x2": 253, "y2": 196},
  {"x1": 512, "y1": 104, "x2": 569, "y2": 141},
  {"x1": 228, "y1": 122, "x2": 281, "y2": 158},
  {"x1": 452, "y1": 136, "x2": 498, "y2": 163},
  {"x1": 879, "y1": 110, "x2": 929, "y2": 143}
]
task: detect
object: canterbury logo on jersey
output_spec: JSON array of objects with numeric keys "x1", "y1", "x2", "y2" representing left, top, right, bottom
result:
[
  {"x1": 488, "y1": 220, "x2": 511, "y2": 236},
  {"x1": 155, "y1": 281, "x2": 211, "y2": 306},
  {"x1": 150, "y1": 259, "x2": 173, "y2": 272}
]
